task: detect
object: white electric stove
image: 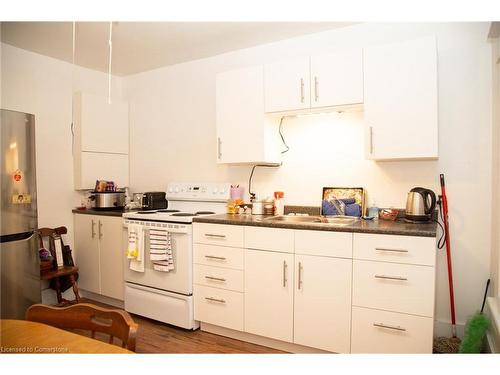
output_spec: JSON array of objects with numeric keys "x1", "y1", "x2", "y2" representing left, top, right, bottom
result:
[{"x1": 122, "y1": 182, "x2": 230, "y2": 329}]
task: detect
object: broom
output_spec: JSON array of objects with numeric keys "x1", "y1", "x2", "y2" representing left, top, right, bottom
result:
[{"x1": 459, "y1": 279, "x2": 491, "y2": 353}]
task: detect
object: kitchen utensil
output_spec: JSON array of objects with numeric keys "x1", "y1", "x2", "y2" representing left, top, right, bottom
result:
[
  {"x1": 379, "y1": 208, "x2": 399, "y2": 221},
  {"x1": 405, "y1": 187, "x2": 437, "y2": 221}
]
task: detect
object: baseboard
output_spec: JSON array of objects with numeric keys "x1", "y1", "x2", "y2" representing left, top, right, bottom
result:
[
  {"x1": 79, "y1": 290, "x2": 124, "y2": 309},
  {"x1": 200, "y1": 322, "x2": 331, "y2": 354}
]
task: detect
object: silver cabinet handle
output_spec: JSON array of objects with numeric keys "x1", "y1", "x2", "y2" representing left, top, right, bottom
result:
[
  {"x1": 373, "y1": 323, "x2": 406, "y2": 332},
  {"x1": 204, "y1": 255, "x2": 227, "y2": 261},
  {"x1": 300, "y1": 78, "x2": 304, "y2": 103},
  {"x1": 375, "y1": 247, "x2": 409, "y2": 253},
  {"x1": 204, "y1": 233, "x2": 226, "y2": 239},
  {"x1": 297, "y1": 261, "x2": 303, "y2": 290},
  {"x1": 205, "y1": 276, "x2": 226, "y2": 282},
  {"x1": 91, "y1": 219, "x2": 96, "y2": 238},
  {"x1": 283, "y1": 260, "x2": 287, "y2": 287},
  {"x1": 217, "y1": 137, "x2": 222, "y2": 160},
  {"x1": 314, "y1": 76, "x2": 318, "y2": 101},
  {"x1": 205, "y1": 297, "x2": 226, "y2": 303},
  {"x1": 369, "y1": 126, "x2": 374, "y2": 154},
  {"x1": 374, "y1": 275, "x2": 408, "y2": 281},
  {"x1": 98, "y1": 220, "x2": 103, "y2": 239}
]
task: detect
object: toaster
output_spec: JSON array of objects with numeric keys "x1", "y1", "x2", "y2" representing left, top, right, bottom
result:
[{"x1": 142, "y1": 192, "x2": 168, "y2": 210}]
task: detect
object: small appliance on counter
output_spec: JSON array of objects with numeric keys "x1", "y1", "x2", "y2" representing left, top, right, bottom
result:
[
  {"x1": 405, "y1": 187, "x2": 437, "y2": 222},
  {"x1": 142, "y1": 191, "x2": 168, "y2": 210},
  {"x1": 89, "y1": 191, "x2": 126, "y2": 210}
]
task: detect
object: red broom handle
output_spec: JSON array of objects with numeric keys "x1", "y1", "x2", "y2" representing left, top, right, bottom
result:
[{"x1": 440, "y1": 174, "x2": 457, "y2": 336}]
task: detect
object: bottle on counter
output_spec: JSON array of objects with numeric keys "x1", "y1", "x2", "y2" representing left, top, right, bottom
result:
[
  {"x1": 274, "y1": 191, "x2": 285, "y2": 216},
  {"x1": 368, "y1": 199, "x2": 379, "y2": 220}
]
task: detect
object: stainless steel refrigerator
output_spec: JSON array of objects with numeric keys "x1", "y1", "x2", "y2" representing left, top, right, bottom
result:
[{"x1": 0, "y1": 109, "x2": 41, "y2": 319}]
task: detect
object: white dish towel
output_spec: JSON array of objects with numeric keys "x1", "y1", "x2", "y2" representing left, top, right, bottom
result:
[
  {"x1": 149, "y1": 228, "x2": 174, "y2": 272},
  {"x1": 126, "y1": 224, "x2": 145, "y2": 273}
]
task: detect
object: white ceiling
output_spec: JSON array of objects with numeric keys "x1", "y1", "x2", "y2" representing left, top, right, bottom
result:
[{"x1": 1, "y1": 22, "x2": 354, "y2": 76}]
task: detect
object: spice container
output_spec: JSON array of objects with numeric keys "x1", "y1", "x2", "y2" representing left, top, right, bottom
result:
[
  {"x1": 264, "y1": 198, "x2": 275, "y2": 215},
  {"x1": 274, "y1": 191, "x2": 284, "y2": 216}
]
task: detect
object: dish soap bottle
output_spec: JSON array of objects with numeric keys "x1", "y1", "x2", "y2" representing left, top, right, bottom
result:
[{"x1": 368, "y1": 199, "x2": 379, "y2": 220}]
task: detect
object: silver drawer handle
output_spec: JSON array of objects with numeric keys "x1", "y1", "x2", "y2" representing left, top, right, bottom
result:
[
  {"x1": 205, "y1": 276, "x2": 226, "y2": 282},
  {"x1": 205, "y1": 297, "x2": 226, "y2": 303},
  {"x1": 204, "y1": 233, "x2": 226, "y2": 239},
  {"x1": 204, "y1": 255, "x2": 227, "y2": 261},
  {"x1": 374, "y1": 275, "x2": 408, "y2": 281},
  {"x1": 375, "y1": 247, "x2": 409, "y2": 253},
  {"x1": 373, "y1": 322, "x2": 406, "y2": 332}
]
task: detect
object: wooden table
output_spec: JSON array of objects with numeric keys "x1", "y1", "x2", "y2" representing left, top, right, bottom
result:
[{"x1": 0, "y1": 320, "x2": 133, "y2": 354}]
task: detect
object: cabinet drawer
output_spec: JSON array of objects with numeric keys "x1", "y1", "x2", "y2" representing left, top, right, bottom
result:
[
  {"x1": 194, "y1": 285, "x2": 244, "y2": 331},
  {"x1": 351, "y1": 306, "x2": 433, "y2": 353},
  {"x1": 353, "y1": 260, "x2": 435, "y2": 317},
  {"x1": 193, "y1": 243, "x2": 244, "y2": 270},
  {"x1": 194, "y1": 264, "x2": 244, "y2": 292},
  {"x1": 295, "y1": 230, "x2": 352, "y2": 258},
  {"x1": 353, "y1": 233, "x2": 436, "y2": 266},
  {"x1": 245, "y1": 226, "x2": 294, "y2": 253},
  {"x1": 194, "y1": 223, "x2": 244, "y2": 248}
]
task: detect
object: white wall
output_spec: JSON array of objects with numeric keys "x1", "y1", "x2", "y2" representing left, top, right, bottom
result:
[
  {"x1": 1, "y1": 43, "x2": 123, "y2": 302},
  {"x1": 124, "y1": 23, "x2": 493, "y2": 334},
  {"x1": 492, "y1": 36, "x2": 500, "y2": 298}
]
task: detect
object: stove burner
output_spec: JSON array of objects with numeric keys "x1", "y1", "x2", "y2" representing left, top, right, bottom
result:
[
  {"x1": 171, "y1": 213, "x2": 195, "y2": 217},
  {"x1": 195, "y1": 211, "x2": 215, "y2": 215},
  {"x1": 156, "y1": 209, "x2": 181, "y2": 213}
]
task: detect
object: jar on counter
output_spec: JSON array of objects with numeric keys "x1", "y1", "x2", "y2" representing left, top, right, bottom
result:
[
  {"x1": 264, "y1": 198, "x2": 275, "y2": 215},
  {"x1": 274, "y1": 191, "x2": 284, "y2": 216}
]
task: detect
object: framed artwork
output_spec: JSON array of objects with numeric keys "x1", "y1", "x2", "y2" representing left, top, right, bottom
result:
[{"x1": 321, "y1": 187, "x2": 365, "y2": 217}]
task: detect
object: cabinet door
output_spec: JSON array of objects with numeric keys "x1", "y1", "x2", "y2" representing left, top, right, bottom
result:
[
  {"x1": 310, "y1": 49, "x2": 363, "y2": 108},
  {"x1": 294, "y1": 255, "x2": 352, "y2": 353},
  {"x1": 77, "y1": 92, "x2": 129, "y2": 154},
  {"x1": 244, "y1": 249, "x2": 294, "y2": 342},
  {"x1": 98, "y1": 216, "x2": 124, "y2": 300},
  {"x1": 363, "y1": 36, "x2": 438, "y2": 160},
  {"x1": 77, "y1": 152, "x2": 129, "y2": 190},
  {"x1": 264, "y1": 57, "x2": 310, "y2": 113},
  {"x1": 73, "y1": 214, "x2": 100, "y2": 294}
]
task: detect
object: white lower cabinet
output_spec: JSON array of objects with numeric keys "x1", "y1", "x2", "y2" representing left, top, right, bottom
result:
[
  {"x1": 244, "y1": 249, "x2": 294, "y2": 342},
  {"x1": 294, "y1": 254, "x2": 352, "y2": 353},
  {"x1": 194, "y1": 285, "x2": 244, "y2": 331},
  {"x1": 351, "y1": 306, "x2": 434, "y2": 353}
]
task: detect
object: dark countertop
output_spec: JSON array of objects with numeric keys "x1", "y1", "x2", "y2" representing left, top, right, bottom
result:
[
  {"x1": 72, "y1": 208, "x2": 126, "y2": 217},
  {"x1": 193, "y1": 214, "x2": 438, "y2": 237}
]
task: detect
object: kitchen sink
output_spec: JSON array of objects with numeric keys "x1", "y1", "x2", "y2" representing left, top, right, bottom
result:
[
  {"x1": 264, "y1": 215, "x2": 360, "y2": 226},
  {"x1": 264, "y1": 215, "x2": 322, "y2": 223}
]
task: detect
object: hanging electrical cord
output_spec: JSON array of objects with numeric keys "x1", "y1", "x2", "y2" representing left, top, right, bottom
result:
[
  {"x1": 279, "y1": 116, "x2": 289, "y2": 154},
  {"x1": 434, "y1": 196, "x2": 446, "y2": 249},
  {"x1": 70, "y1": 21, "x2": 76, "y2": 156},
  {"x1": 248, "y1": 164, "x2": 280, "y2": 202},
  {"x1": 107, "y1": 21, "x2": 113, "y2": 104}
]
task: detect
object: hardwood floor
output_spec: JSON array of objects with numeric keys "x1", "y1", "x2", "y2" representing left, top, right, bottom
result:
[{"x1": 82, "y1": 298, "x2": 285, "y2": 354}]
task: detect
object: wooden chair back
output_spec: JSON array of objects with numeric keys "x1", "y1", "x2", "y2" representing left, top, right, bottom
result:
[{"x1": 26, "y1": 303, "x2": 138, "y2": 352}]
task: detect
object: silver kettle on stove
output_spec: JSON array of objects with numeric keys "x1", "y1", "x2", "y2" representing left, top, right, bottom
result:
[{"x1": 405, "y1": 187, "x2": 437, "y2": 222}]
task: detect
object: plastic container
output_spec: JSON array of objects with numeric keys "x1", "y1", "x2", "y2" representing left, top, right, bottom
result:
[
  {"x1": 274, "y1": 191, "x2": 285, "y2": 216},
  {"x1": 368, "y1": 200, "x2": 379, "y2": 220}
]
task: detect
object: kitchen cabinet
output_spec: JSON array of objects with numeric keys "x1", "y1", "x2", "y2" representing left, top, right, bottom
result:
[
  {"x1": 264, "y1": 49, "x2": 363, "y2": 113},
  {"x1": 363, "y1": 36, "x2": 438, "y2": 160},
  {"x1": 73, "y1": 92, "x2": 130, "y2": 189},
  {"x1": 264, "y1": 57, "x2": 311, "y2": 113},
  {"x1": 310, "y1": 49, "x2": 363, "y2": 108},
  {"x1": 216, "y1": 66, "x2": 281, "y2": 165},
  {"x1": 73, "y1": 214, "x2": 124, "y2": 300},
  {"x1": 244, "y1": 249, "x2": 294, "y2": 342},
  {"x1": 294, "y1": 254, "x2": 352, "y2": 353}
]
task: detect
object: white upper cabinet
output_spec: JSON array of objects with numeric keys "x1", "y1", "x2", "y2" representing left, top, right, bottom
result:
[
  {"x1": 73, "y1": 92, "x2": 130, "y2": 189},
  {"x1": 310, "y1": 49, "x2": 363, "y2": 108},
  {"x1": 216, "y1": 66, "x2": 281, "y2": 165},
  {"x1": 75, "y1": 92, "x2": 129, "y2": 154},
  {"x1": 264, "y1": 57, "x2": 311, "y2": 113},
  {"x1": 363, "y1": 36, "x2": 438, "y2": 160}
]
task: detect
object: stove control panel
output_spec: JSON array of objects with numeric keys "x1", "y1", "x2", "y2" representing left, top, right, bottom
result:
[{"x1": 166, "y1": 182, "x2": 232, "y2": 201}]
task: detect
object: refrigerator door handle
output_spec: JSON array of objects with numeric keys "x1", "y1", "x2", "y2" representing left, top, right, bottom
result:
[{"x1": 0, "y1": 231, "x2": 35, "y2": 243}]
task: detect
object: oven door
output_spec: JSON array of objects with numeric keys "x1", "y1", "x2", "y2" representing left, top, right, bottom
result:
[{"x1": 122, "y1": 224, "x2": 193, "y2": 295}]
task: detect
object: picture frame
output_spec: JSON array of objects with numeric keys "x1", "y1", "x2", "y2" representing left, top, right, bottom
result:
[{"x1": 321, "y1": 187, "x2": 365, "y2": 217}]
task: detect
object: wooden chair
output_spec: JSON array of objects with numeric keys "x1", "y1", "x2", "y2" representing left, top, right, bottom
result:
[
  {"x1": 38, "y1": 227, "x2": 80, "y2": 306},
  {"x1": 26, "y1": 303, "x2": 138, "y2": 352}
]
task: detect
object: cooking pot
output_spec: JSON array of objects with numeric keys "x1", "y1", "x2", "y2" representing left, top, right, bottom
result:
[{"x1": 90, "y1": 191, "x2": 126, "y2": 210}]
